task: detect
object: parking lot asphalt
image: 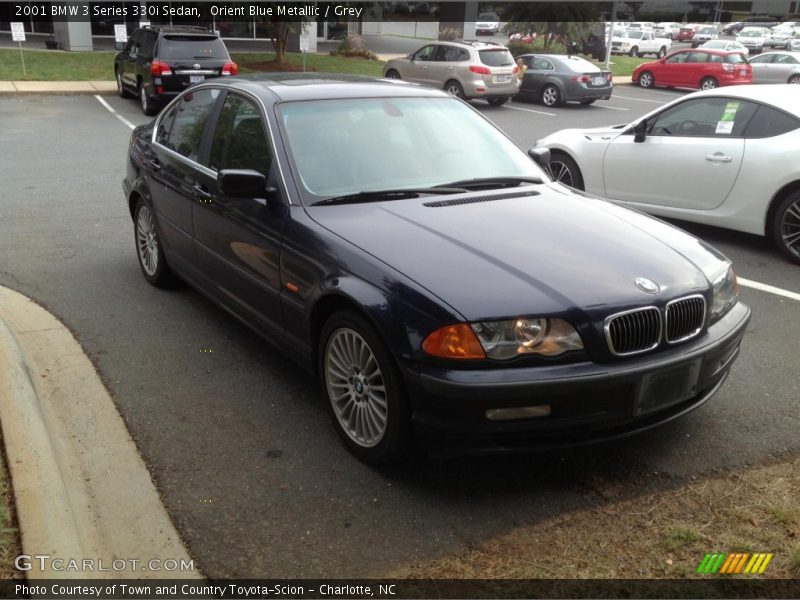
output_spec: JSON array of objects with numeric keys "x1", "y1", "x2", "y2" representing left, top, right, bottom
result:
[{"x1": 0, "y1": 88, "x2": 798, "y2": 578}]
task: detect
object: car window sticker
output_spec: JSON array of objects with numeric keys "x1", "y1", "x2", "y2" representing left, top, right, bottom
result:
[{"x1": 715, "y1": 101, "x2": 740, "y2": 134}]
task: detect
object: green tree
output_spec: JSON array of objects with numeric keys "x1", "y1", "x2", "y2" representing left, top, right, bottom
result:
[{"x1": 501, "y1": 3, "x2": 603, "y2": 51}]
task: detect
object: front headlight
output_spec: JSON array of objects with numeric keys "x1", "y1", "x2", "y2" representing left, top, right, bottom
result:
[
  {"x1": 471, "y1": 318, "x2": 584, "y2": 360},
  {"x1": 710, "y1": 265, "x2": 739, "y2": 322}
]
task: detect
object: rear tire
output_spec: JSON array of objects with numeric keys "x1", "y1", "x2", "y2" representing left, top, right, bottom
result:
[
  {"x1": 657, "y1": 46, "x2": 667, "y2": 58},
  {"x1": 700, "y1": 76, "x2": 718, "y2": 90},
  {"x1": 629, "y1": 46, "x2": 639, "y2": 57},
  {"x1": 139, "y1": 83, "x2": 157, "y2": 116},
  {"x1": 133, "y1": 199, "x2": 173, "y2": 287},
  {"x1": 318, "y1": 311, "x2": 412, "y2": 465},
  {"x1": 789, "y1": 74, "x2": 800, "y2": 84},
  {"x1": 540, "y1": 84, "x2": 562, "y2": 107},
  {"x1": 639, "y1": 71, "x2": 655, "y2": 88},
  {"x1": 771, "y1": 191, "x2": 800, "y2": 264},
  {"x1": 444, "y1": 79, "x2": 465, "y2": 99},
  {"x1": 546, "y1": 151, "x2": 585, "y2": 190},
  {"x1": 487, "y1": 96, "x2": 510, "y2": 106}
]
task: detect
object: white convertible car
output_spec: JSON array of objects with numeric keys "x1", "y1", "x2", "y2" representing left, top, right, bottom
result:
[{"x1": 536, "y1": 85, "x2": 800, "y2": 263}]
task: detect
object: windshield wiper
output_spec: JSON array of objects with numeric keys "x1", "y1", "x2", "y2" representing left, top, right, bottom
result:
[
  {"x1": 433, "y1": 176, "x2": 544, "y2": 190},
  {"x1": 313, "y1": 187, "x2": 468, "y2": 206}
]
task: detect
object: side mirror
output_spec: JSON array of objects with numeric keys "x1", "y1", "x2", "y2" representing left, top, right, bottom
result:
[
  {"x1": 528, "y1": 147, "x2": 551, "y2": 167},
  {"x1": 115, "y1": 41, "x2": 126, "y2": 51},
  {"x1": 218, "y1": 169, "x2": 271, "y2": 199},
  {"x1": 633, "y1": 120, "x2": 648, "y2": 143},
  {"x1": 407, "y1": 53, "x2": 415, "y2": 60}
]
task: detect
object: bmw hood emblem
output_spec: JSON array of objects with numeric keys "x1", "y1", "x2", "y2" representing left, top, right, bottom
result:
[{"x1": 635, "y1": 277, "x2": 660, "y2": 294}]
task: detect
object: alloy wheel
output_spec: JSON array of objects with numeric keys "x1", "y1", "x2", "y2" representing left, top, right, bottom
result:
[
  {"x1": 445, "y1": 82, "x2": 463, "y2": 98},
  {"x1": 701, "y1": 78, "x2": 718, "y2": 90},
  {"x1": 541, "y1": 86, "x2": 558, "y2": 106},
  {"x1": 546, "y1": 160, "x2": 575, "y2": 187},
  {"x1": 140, "y1": 87, "x2": 148, "y2": 111},
  {"x1": 324, "y1": 328, "x2": 388, "y2": 448},
  {"x1": 779, "y1": 198, "x2": 800, "y2": 260},
  {"x1": 640, "y1": 72, "x2": 654, "y2": 87},
  {"x1": 136, "y1": 205, "x2": 159, "y2": 277},
  {"x1": 789, "y1": 75, "x2": 800, "y2": 84}
]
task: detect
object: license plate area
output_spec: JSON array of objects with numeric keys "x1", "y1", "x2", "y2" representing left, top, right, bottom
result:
[
  {"x1": 493, "y1": 74, "x2": 511, "y2": 83},
  {"x1": 593, "y1": 76, "x2": 606, "y2": 85},
  {"x1": 634, "y1": 359, "x2": 702, "y2": 416},
  {"x1": 189, "y1": 75, "x2": 205, "y2": 84}
]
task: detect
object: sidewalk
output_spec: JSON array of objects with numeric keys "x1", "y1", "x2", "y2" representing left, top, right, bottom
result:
[
  {"x1": 0, "y1": 285, "x2": 201, "y2": 579},
  {"x1": 0, "y1": 80, "x2": 116, "y2": 94}
]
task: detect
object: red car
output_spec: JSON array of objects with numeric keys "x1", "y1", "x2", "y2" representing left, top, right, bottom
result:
[
  {"x1": 676, "y1": 27, "x2": 695, "y2": 41},
  {"x1": 632, "y1": 49, "x2": 751, "y2": 90}
]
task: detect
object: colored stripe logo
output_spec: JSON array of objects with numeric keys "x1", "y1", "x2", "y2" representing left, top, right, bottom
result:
[{"x1": 696, "y1": 553, "x2": 773, "y2": 574}]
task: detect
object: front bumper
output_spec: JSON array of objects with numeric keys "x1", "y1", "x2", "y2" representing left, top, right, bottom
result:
[{"x1": 404, "y1": 302, "x2": 750, "y2": 455}]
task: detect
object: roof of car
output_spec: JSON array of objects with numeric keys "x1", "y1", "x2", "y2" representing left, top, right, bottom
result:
[
  {"x1": 208, "y1": 73, "x2": 449, "y2": 102},
  {"x1": 693, "y1": 84, "x2": 800, "y2": 115}
]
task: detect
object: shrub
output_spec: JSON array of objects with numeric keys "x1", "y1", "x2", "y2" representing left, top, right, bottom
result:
[
  {"x1": 438, "y1": 26, "x2": 462, "y2": 41},
  {"x1": 330, "y1": 34, "x2": 378, "y2": 60}
]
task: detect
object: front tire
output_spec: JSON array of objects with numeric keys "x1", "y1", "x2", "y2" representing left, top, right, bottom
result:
[
  {"x1": 639, "y1": 71, "x2": 655, "y2": 88},
  {"x1": 700, "y1": 76, "x2": 718, "y2": 90},
  {"x1": 629, "y1": 46, "x2": 639, "y2": 57},
  {"x1": 444, "y1": 79, "x2": 465, "y2": 99},
  {"x1": 771, "y1": 191, "x2": 800, "y2": 264},
  {"x1": 546, "y1": 151, "x2": 585, "y2": 190},
  {"x1": 134, "y1": 199, "x2": 172, "y2": 287},
  {"x1": 540, "y1": 84, "x2": 562, "y2": 107},
  {"x1": 657, "y1": 46, "x2": 667, "y2": 58},
  {"x1": 385, "y1": 69, "x2": 401, "y2": 79},
  {"x1": 319, "y1": 311, "x2": 412, "y2": 465}
]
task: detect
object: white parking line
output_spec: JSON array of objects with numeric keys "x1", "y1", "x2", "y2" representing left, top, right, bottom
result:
[
  {"x1": 594, "y1": 105, "x2": 631, "y2": 111},
  {"x1": 504, "y1": 105, "x2": 557, "y2": 117},
  {"x1": 94, "y1": 95, "x2": 135, "y2": 130},
  {"x1": 612, "y1": 94, "x2": 669, "y2": 104},
  {"x1": 738, "y1": 278, "x2": 800, "y2": 302}
]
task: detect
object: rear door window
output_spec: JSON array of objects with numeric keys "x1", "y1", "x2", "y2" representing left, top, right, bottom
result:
[{"x1": 163, "y1": 88, "x2": 221, "y2": 162}]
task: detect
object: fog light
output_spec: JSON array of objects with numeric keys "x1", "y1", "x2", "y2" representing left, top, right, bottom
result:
[{"x1": 486, "y1": 405, "x2": 551, "y2": 420}]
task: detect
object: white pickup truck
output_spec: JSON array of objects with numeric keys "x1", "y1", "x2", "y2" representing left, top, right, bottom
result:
[{"x1": 611, "y1": 30, "x2": 672, "y2": 57}]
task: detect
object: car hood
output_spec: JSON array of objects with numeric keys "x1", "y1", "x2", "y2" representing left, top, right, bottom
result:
[{"x1": 306, "y1": 185, "x2": 723, "y2": 321}]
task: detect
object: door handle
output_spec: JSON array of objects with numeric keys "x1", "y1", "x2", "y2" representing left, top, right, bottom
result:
[
  {"x1": 148, "y1": 158, "x2": 161, "y2": 171},
  {"x1": 705, "y1": 154, "x2": 732, "y2": 163},
  {"x1": 193, "y1": 185, "x2": 212, "y2": 202}
]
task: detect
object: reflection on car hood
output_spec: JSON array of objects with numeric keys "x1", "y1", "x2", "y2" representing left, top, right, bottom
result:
[{"x1": 308, "y1": 185, "x2": 722, "y2": 321}]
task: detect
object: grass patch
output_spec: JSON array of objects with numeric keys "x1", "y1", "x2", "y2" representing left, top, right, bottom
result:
[
  {"x1": 232, "y1": 52, "x2": 384, "y2": 77},
  {"x1": 392, "y1": 456, "x2": 800, "y2": 579},
  {"x1": 0, "y1": 48, "x2": 115, "y2": 80},
  {"x1": 0, "y1": 48, "x2": 384, "y2": 81},
  {"x1": 594, "y1": 55, "x2": 653, "y2": 78},
  {"x1": 665, "y1": 526, "x2": 702, "y2": 552}
]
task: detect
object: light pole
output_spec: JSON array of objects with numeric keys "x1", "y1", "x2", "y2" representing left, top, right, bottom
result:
[{"x1": 604, "y1": 1, "x2": 617, "y2": 71}]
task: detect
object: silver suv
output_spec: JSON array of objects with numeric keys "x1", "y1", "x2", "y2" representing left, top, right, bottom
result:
[{"x1": 383, "y1": 41, "x2": 520, "y2": 105}]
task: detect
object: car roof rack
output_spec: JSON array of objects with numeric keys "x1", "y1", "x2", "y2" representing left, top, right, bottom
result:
[{"x1": 453, "y1": 39, "x2": 505, "y2": 47}]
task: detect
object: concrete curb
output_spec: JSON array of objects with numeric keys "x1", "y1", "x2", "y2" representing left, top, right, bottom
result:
[{"x1": 0, "y1": 286, "x2": 202, "y2": 579}]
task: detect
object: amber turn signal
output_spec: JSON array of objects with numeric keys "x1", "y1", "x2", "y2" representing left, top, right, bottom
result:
[{"x1": 422, "y1": 324, "x2": 486, "y2": 359}]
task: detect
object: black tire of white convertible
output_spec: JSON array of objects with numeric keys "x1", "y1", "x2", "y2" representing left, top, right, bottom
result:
[
  {"x1": 771, "y1": 191, "x2": 800, "y2": 264},
  {"x1": 318, "y1": 311, "x2": 412, "y2": 465},
  {"x1": 546, "y1": 151, "x2": 585, "y2": 191}
]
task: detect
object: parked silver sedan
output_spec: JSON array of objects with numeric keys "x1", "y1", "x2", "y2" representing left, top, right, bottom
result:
[{"x1": 749, "y1": 51, "x2": 800, "y2": 84}]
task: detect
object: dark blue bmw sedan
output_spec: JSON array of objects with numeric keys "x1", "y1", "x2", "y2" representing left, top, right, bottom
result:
[{"x1": 123, "y1": 74, "x2": 750, "y2": 464}]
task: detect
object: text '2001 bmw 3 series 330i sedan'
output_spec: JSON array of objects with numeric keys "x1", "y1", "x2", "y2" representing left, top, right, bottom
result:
[{"x1": 123, "y1": 74, "x2": 750, "y2": 464}]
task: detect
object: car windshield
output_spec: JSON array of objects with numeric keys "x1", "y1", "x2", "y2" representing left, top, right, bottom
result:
[
  {"x1": 479, "y1": 49, "x2": 515, "y2": 66},
  {"x1": 562, "y1": 56, "x2": 600, "y2": 72},
  {"x1": 700, "y1": 27, "x2": 716, "y2": 34},
  {"x1": 278, "y1": 97, "x2": 545, "y2": 202},
  {"x1": 158, "y1": 35, "x2": 228, "y2": 59},
  {"x1": 478, "y1": 13, "x2": 497, "y2": 20},
  {"x1": 740, "y1": 30, "x2": 761, "y2": 37},
  {"x1": 725, "y1": 53, "x2": 747, "y2": 63}
]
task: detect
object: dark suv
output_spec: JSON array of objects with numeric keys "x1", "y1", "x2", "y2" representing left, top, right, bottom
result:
[{"x1": 114, "y1": 26, "x2": 237, "y2": 115}]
